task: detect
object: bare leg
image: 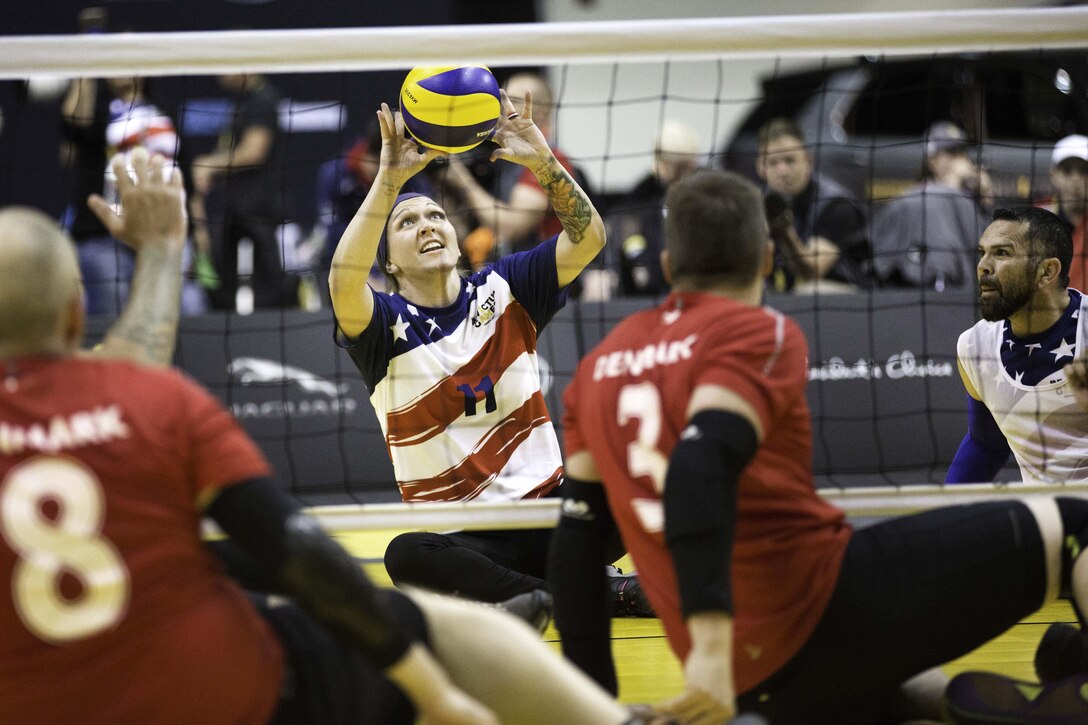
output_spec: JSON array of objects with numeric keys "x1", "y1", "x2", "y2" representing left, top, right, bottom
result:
[{"x1": 410, "y1": 590, "x2": 630, "y2": 725}]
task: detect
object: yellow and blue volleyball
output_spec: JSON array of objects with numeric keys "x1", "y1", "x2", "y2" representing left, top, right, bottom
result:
[{"x1": 399, "y1": 65, "x2": 501, "y2": 154}]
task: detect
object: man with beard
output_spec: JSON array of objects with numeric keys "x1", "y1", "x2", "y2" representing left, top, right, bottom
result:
[{"x1": 946, "y1": 206, "x2": 1088, "y2": 485}]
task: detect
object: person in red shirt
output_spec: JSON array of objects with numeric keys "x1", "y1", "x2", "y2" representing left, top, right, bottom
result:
[
  {"x1": 0, "y1": 149, "x2": 632, "y2": 725},
  {"x1": 548, "y1": 168, "x2": 1088, "y2": 724},
  {"x1": 442, "y1": 72, "x2": 591, "y2": 261},
  {"x1": 1038, "y1": 134, "x2": 1088, "y2": 292}
]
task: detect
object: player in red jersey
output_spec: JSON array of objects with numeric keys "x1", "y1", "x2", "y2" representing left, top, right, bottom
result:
[
  {"x1": 549, "y1": 168, "x2": 1088, "y2": 724},
  {"x1": 0, "y1": 149, "x2": 633, "y2": 725}
]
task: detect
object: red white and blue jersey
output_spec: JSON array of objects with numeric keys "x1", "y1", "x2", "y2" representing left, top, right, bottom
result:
[
  {"x1": 343, "y1": 236, "x2": 568, "y2": 502},
  {"x1": 104, "y1": 98, "x2": 180, "y2": 199},
  {"x1": 563, "y1": 292, "x2": 851, "y2": 693},
  {"x1": 0, "y1": 357, "x2": 281, "y2": 725},
  {"x1": 106, "y1": 98, "x2": 179, "y2": 163},
  {"x1": 958, "y1": 289, "x2": 1088, "y2": 483}
]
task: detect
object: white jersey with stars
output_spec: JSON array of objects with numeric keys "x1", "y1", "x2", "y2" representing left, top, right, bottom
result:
[
  {"x1": 957, "y1": 289, "x2": 1088, "y2": 483},
  {"x1": 341, "y1": 236, "x2": 568, "y2": 503}
]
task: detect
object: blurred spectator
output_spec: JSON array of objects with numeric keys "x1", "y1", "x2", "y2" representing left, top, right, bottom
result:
[
  {"x1": 870, "y1": 121, "x2": 993, "y2": 290},
  {"x1": 192, "y1": 73, "x2": 292, "y2": 310},
  {"x1": 311, "y1": 122, "x2": 435, "y2": 298},
  {"x1": 602, "y1": 119, "x2": 702, "y2": 298},
  {"x1": 103, "y1": 76, "x2": 208, "y2": 316},
  {"x1": 60, "y1": 72, "x2": 207, "y2": 316},
  {"x1": 755, "y1": 118, "x2": 869, "y2": 293},
  {"x1": 60, "y1": 76, "x2": 123, "y2": 316},
  {"x1": 441, "y1": 72, "x2": 592, "y2": 268},
  {"x1": 1038, "y1": 134, "x2": 1087, "y2": 291}
]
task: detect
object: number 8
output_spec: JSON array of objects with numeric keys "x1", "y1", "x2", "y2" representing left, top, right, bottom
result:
[{"x1": 1, "y1": 457, "x2": 129, "y2": 643}]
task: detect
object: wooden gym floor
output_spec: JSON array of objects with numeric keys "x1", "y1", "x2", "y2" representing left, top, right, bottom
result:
[{"x1": 335, "y1": 530, "x2": 1074, "y2": 705}]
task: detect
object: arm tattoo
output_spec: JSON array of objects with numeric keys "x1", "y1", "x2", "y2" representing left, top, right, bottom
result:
[
  {"x1": 537, "y1": 162, "x2": 592, "y2": 244},
  {"x1": 99, "y1": 246, "x2": 182, "y2": 366}
]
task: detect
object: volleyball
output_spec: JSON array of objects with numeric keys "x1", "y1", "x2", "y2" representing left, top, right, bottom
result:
[{"x1": 399, "y1": 65, "x2": 501, "y2": 154}]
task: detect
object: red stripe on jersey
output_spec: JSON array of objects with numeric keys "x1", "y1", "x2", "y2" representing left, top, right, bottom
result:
[
  {"x1": 523, "y1": 466, "x2": 563, "y2": 498},
  {"x1": 397, "y1": 392, "x2": 554, "y2": 501},
  {"x1": 119, "y1": 124, "x2": 176, "y2": 151},
  {"x1": 386, "y1": 303, "x2": 538, "y2": 447}
]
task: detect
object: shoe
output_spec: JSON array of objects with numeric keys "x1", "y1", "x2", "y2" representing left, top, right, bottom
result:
[
  {"x1": 1036, "y1": 623, "x2": 1088, "y2": 684},
  {"x1": 943, "y1": 670, "x2": 1088, "y2": 725},
  {"x1": 607, "y1": 568, "x2": 654, "y2": 618},
  {"x1": 497, "y1": 589, "x2": 553, "y2": 634}
]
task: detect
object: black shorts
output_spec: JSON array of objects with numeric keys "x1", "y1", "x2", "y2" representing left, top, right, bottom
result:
[
  {"x1": 738, "y1": 500, "x2": 1048, "y2": 724},
  {"x1": 258, "y1": 589, "x2": 428, "y2": 725}
]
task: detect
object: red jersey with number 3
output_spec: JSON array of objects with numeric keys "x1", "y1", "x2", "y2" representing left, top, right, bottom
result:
[
  {"x1": 0, "y1": 357, "x2": 282, "y2": 725},
  {"x1": 563, "y1": 292, "x2": 852, "y2": 693}
]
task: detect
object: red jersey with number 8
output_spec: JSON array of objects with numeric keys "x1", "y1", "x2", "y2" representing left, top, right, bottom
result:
[
  {"x1": 0, "y1": 356, "x2": 282, "y2": 724},
  {"x1": 563, "y1": 292, "x2": 851, "y2": 693}
]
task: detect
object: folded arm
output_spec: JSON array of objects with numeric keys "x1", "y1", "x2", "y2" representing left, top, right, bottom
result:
[
  {"x1": 946, "y1": 394, "x2": 1011, "y2": 483},
  {"x1": 946, "y1": 359, "x2": 1011, "y2": 483}
]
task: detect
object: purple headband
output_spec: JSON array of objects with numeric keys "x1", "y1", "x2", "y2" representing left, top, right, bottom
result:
[{"x1": 376, "y1": 192, "x2": 429, "y2": 273}]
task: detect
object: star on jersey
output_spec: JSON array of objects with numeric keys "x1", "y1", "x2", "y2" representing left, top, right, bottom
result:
[
  {"x1": 663, "y1": 309, "x2": 682, "y2": 325},
  {"x1": 992, "y1": 364, "x2": 1009, "y2": 387},
  {"x1": 1051, "y1": 338, "x2": 1076, "y2": 362},
  {"x1": 465, "y1": 282, "x2": 476, "y2": 296},
  {"x1": 1025, "y1": 343, "x2": 1042, "y2": 356},
  {"x1": 425, "y1": 317, "x2": 440, "y2": 336},
  {"x1": 1005, "y1": 340, "x2": 1016, "y2": 350},
  {"x1": 406, "y1": 304, "x2": 419, "y2": 317},
  {"x1": 1013, "y1": 370, "x2": 1026, "y2": 385},
  {"x1": 390, "y1": 314, "x2": 410, "y2": 343}
]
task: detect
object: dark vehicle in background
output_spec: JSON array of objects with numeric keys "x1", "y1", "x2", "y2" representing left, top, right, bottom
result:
[{"x1": 721, "y1": 51, "x2": 1088, "y2": 207}]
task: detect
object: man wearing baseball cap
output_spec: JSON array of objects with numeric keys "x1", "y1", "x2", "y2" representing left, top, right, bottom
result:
[
  {"x1": 870, "y1": 121, "x2": 992, "y2": 290},
  {"x1": 1040, "y1": 134, "x2": 1088, "y2": 291}
]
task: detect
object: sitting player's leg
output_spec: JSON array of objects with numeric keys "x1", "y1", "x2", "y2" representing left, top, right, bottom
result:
[
  {"x1": 738, "y1": 500, "x2": 1054, "y2": 722},
  {"x1": 1033, "y1": 496, "x2": 1088, "y2": 683},
  {"x1": 1053, "y1": 497, "x2": 1088, "y2": 625},
  {"x1": 257, "y1": 591, "x2": 423, "y2": 725},
  {"x1": 384, "y1": 529, "x2": 550, "y2": 602},
  {"x1": 943, "y1": 670, "x2": 1088, "y2": 724},
  {"x1": 408, "y1": 589, "x2": 632, "y2": 725}
]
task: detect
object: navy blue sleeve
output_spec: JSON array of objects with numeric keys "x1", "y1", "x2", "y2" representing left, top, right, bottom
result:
[
  {"x1": 491, "y1": 235, "x2": 569, "y2": 332},
  {"x1": 946, "y1": 395, "x2": 1012, "y2": 483},
  {"x1": 334, "y1": 292, "x2": 396, "y2": 390}
]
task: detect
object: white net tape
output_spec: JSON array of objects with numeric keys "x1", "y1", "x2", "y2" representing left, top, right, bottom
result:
[
  {"x1": 2, "y1": 7, "x2": 1087, "y2": 79},
  {"x1": 288, "y1": 483, "x2": 1088, "y2": 533}
]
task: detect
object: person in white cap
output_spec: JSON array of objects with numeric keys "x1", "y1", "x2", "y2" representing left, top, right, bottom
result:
[
  {"x1": 603, "y1": 119, "x2": 704, "y2": 298},
  {"x1": 1039, "y1": 134, "x2": 1088, "y2": 291},
  {"x1": 869, "y1": 120, "x2": 994, "y2": 291}
]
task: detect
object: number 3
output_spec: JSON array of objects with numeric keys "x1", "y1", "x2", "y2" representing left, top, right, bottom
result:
[
  {"x1": 618, "y1": 382, "x2": 669, "y2": 491},
  {"x1": 618, "y1": 383, "x2": 670, "y2": 533},
  {"x1": 1, "y1": 457, "x2": 129, "y2": 643}
]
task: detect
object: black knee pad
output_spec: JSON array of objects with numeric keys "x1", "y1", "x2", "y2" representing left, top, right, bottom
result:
[
  {"x1": 381, "y1": 589, "x2": 430, "y2": 646},
  {"x1": 383, "y1": 532, "x2": 452, "y2": 581},
  {"x1": 383, "y1": 532, "x2": 427, "y2": 578}
]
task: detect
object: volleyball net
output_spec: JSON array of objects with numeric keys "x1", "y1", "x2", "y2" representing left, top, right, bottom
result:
[{"x1": 2, "y1": 7, "x2": 1088, "y2": 521}]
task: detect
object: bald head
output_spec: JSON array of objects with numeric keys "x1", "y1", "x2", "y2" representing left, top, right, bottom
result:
[{"x1": 0, "y1": 207, "x2": 83, "y2": 356}]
